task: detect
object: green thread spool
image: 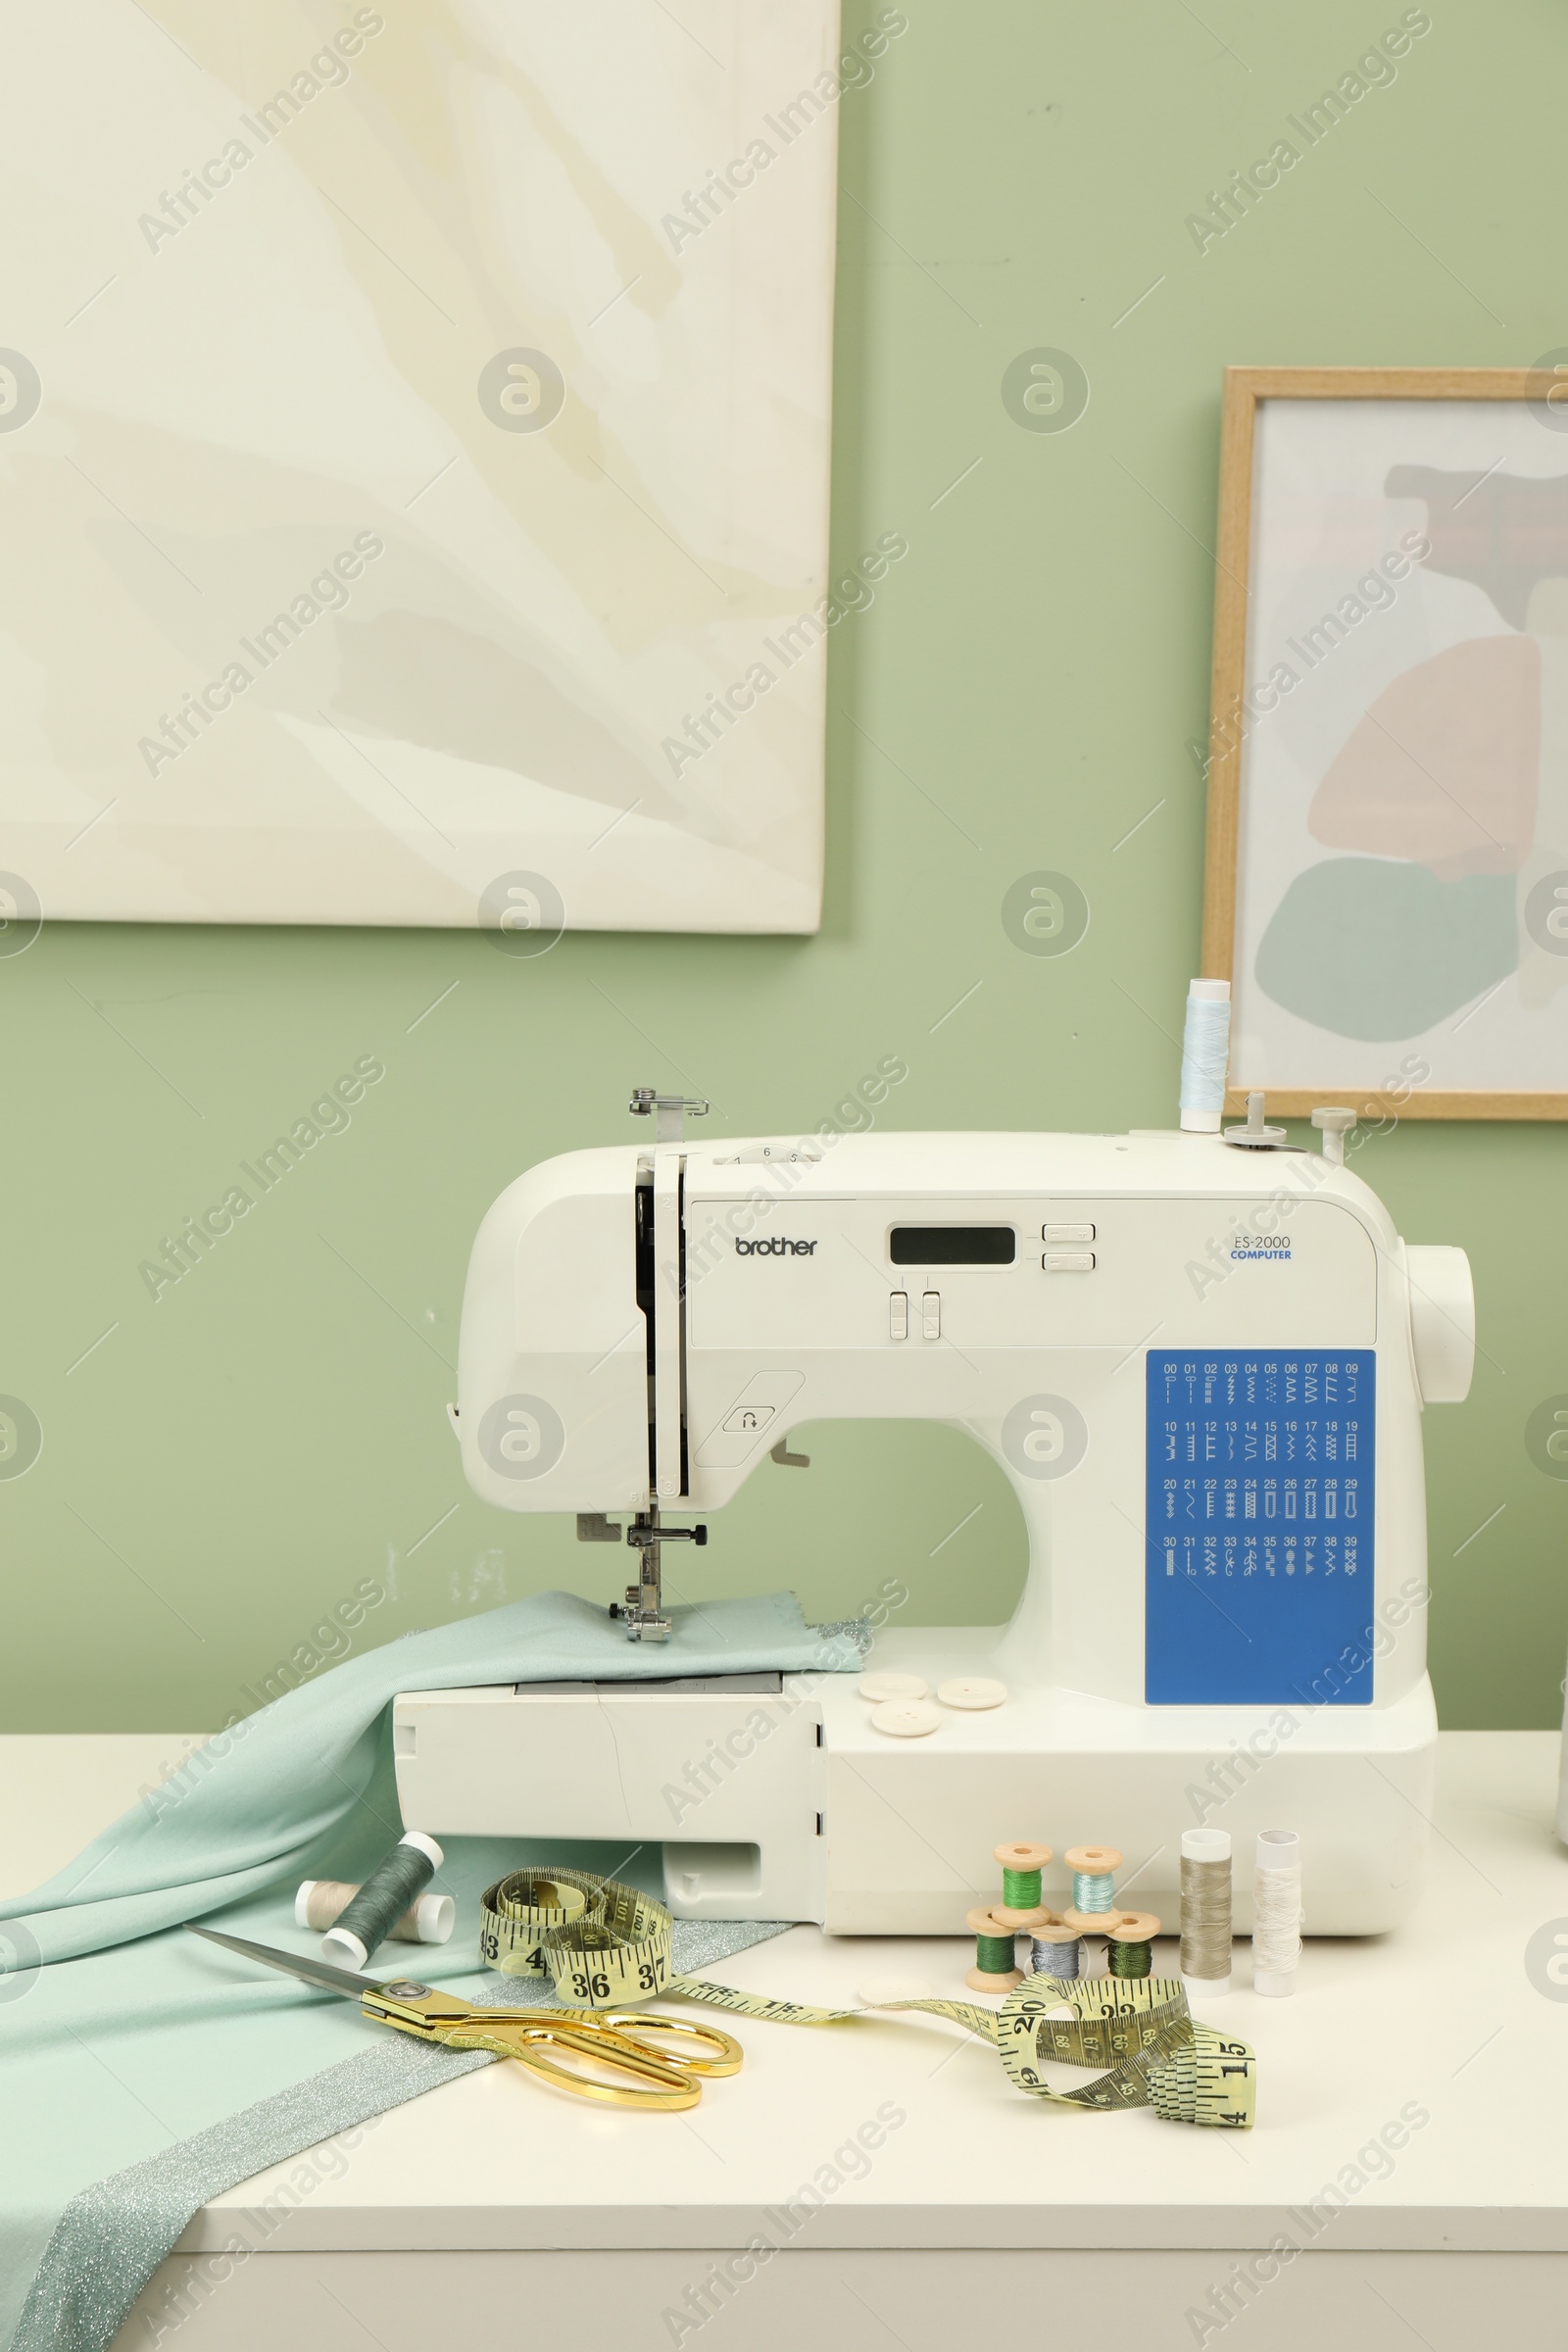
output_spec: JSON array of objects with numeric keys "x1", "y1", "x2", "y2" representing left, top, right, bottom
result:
[
  {"x1": 1106, "y1": 1936, "x2": 1152, "y2": 1979},
  {"x1": 975, "y1": 1930, "x2": 1016, "y2": 1974},
  {"x1": 994, "y1": 1840, "x2": 1052, "y2": 1918},
  {"x1": 966, "y1": 1904, "x2": 1021, "y2": 1991},
  {"x1": 1103, "y1": 1910, "x2": 1160, "y2": 1982},
  {"x1": 322, "y1": 1831, "x2": 443, "y2": 1968}
]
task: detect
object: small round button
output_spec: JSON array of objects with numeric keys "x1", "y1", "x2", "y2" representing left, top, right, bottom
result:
[
  {"x1": 869, "y1": 1699, "x2": 942, "y2": 1738},
  {"x1": 937, "y1": 1676, "x2": 1006, "y2": 1710},
  {"x1": 858, "y1": 1672, "x2": 929, "y2": 1702}
]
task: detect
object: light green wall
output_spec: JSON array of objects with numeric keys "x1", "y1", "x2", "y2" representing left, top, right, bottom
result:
[{"x1": 6, "y1": 0, "x2": 1565, "y2": 1733}]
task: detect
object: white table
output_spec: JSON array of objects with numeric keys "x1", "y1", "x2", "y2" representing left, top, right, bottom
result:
[{"x1": 6, "y1": 1732, "x2": 1566, "y2": 2350}]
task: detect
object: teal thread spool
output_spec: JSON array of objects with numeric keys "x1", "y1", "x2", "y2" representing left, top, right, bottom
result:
[
  {"x1": 1104, "y1": 1911, "x2": 1160, "y2": 1980},
  {"x1": 965, "y1": 1905, "x2": 1022, "y2": 1992},
  {"x1": 1065, "y1": 1843, "x2": 1121, "y2": 1915}
]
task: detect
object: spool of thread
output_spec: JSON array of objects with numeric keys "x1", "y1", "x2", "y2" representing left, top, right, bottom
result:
[
  {"x1": 1179, "y1": 977, "x2": 1232, "y2": 1133},
  {"x1": 1180, "y1": 1827, "x2": 1233, "y2": 1998},
  {"x1": 1065, "y1": 1844, "x2": 1121, "y2": 1915},
  {"x1": 1104, "y1": 1911, "x2": 1160, "y2": 1980},
  {"x1": 1029, "y1": 1925, "x2": 1081, "y2": 1982},
  {"x1": 995, "y1": 1840, "x2": 1052, "y2": 1914},
  {"x1": 1252, "y1": 1829, "x2": 1301, "y2": 1997},
  {"x1": 296, "y1": 1878, "x2": 455, "y2": 1947},
  {"x1": 320, "y1": 1832, "x2": 444, "y2": 1969},
  {"x1": 965, "y1": 1905, "x2": 1022, "y2": 1993}
]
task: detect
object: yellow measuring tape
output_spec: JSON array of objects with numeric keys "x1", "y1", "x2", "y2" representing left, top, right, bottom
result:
[{"x1": 478, "y1": 1871, "x2": 1256, "y2": 2129}]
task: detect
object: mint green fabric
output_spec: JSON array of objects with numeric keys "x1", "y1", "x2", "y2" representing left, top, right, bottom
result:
[
  {"x1": 0, "y1": 1589, "x2": 860, "y2": 1965},
  {"x1": 0, "y1": 1591, "x2": 861, "y2": 2351}
]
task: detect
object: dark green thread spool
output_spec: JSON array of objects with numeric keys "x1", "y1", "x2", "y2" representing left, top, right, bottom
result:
[
  {"x1": 1103, "y1": 1910, "x2": 1160, "y2": 1981},
  {"x1": 966, "y1": 1904, "x2": 1021, "y2": 1990}
]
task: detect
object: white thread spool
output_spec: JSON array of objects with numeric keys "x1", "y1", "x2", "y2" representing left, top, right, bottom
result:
[
  {"x1": 1179, "y1": 978, "x2": 1231, "y2": 1133},
  {"x1": 1180, "y1": 1827, "x2": 1232, "y2": 1998},
  {"x1": 1252, "y1": 1829, "x2": 1301, "y2": 1997}
]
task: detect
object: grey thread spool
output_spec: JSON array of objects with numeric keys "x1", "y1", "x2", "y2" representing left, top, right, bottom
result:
[
  {"x1": 296, "y1": 1877, "x2": 455, "y2": 1946},
  {"x1": 1029, "y1": 1925, "x2": 1082, "y2": 1982},
  {"x1": 321, "y1": 1832, "x2": 444, "y2": 1968},
  {"x1": 1180, "y1": 1827, "x2": 1232, "y2": 1997}
]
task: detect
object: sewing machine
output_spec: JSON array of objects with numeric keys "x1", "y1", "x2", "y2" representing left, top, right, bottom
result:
[{"x1": 393, "y1": 1089, "x2": 1474, "y2": 1936}]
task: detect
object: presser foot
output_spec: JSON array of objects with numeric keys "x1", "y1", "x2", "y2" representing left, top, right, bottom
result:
[{"x1": 606, "y1": 1509, "x2": 705, "y2": 1642}]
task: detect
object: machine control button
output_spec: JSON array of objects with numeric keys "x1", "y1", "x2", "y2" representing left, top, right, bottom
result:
[
  {"x1": 1043, "y1": 1221, "x2": 1095, "y2": 1242},
  {"x1": 693, "y1": 1370, "x2": 806, "y2": 1469},
  {"x1": 1042, "y1": 1251, "x2": 1095, "y2": 1272},
  {"x1": 937, "y1": 1676, "x2": 1007, "y2": 1710},
  {"x1": 859, "y1": 1671, "x2": 928, "y2": 1702},
  {"x1": 722, "y1": 1404, "x2": 776, "y2": 1434},
  {"x1": 870, "y1": 1699, "x2": 942, "y2": 1738},
  {"x1": 889, "y1": 1291, "x2": 908, "y2": 1340},
  {"x1": 922, "y1": 1290, "x2": 941, "y2": 1340}
]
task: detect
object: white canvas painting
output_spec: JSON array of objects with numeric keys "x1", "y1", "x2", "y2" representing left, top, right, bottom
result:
[
  {"x1": 0, "y1": 0, "x2": 846, "y2": 931},
  {"x1": 1234, "y1": 397, "x2": 1568, "y2": 1092}
]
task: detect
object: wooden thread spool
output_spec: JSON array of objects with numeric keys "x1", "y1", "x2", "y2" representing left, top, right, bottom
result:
[
  {"x1": 994, "y1": 1840, "x2": 1053, "y2": 1918},
  {"x1": 965, "y1": 1905, "x2": 1022, "y2": 1992},
  {"x1": 1064, "y1": 1843, "x2": 1122, "y2": 1915},
  {"x1": 1028, "y1": 1922, "x2": 1082, "y2": 1982},
  {"x1": 1103, "y1": 1910, "x2": 1161, "y2": 1980}
]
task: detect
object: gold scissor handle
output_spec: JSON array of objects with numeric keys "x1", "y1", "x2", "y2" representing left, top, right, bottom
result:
[
  {"x1": 439, "y1": 2015, "x2": 704, "y2": 2110},
  {"x1": 561, "y1": 2007, "x2": 745, "y2": 2079}
]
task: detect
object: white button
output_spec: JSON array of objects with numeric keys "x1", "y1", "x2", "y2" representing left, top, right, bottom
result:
[
  {"x1": 870, "y1": 1699, "x2": 942, "y2": 1738},
  {"x1": 1042, "y1": 1252, "x2": 1095, "y2": 1272},
  {"x1": 937, "y1": 1676, "x2": 1007, "y2": 1710},
  {"x1": 858, "y1": 1671, "x2": 929, "y2": 1702},
  {"x1": 722, "y1": 1404, "x2": 776, "y2": 1434},
  {"x1": 922, "y1": 1290, "x2": 941, "y2": 1340},
  {"x1": 1044, "y1": 1222, "x2": 1095, "y2": 1242},
  {"x1": 889, "y1": 1291, "x2": 908, "y2": 1341}
]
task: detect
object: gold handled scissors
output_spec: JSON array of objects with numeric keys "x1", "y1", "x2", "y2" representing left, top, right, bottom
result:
[{"x1": 186, "y1": 1926, "x2": 742, "y2": 2110}]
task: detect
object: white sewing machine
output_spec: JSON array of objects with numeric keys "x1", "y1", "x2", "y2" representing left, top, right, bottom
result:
[{"x1": 393, "y1": 1088, "x2": 1473, "y2": 1936}]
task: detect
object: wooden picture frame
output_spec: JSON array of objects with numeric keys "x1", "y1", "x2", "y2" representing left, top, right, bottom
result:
[{"x1": 1200, "y1": 365, "x2": 1568, "y2": 1120}]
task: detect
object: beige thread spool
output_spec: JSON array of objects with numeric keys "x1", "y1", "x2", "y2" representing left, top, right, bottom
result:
[
  {"x1": 1180, "y1": 1827, "x2": 1233, "y2": 1998},
  {"x1": 296, "y1": 1877, "x2": 455, "y2": 1946},
  {"x1": 965, "y1": 1905, "x2": 1023, "y2": 1992}
]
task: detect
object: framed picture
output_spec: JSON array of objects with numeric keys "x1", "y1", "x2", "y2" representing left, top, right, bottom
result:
[
  {"x1": 1200, "y1": 365, "x2": 1568, "y2": 1119},
  {"x1": 0, "y1": 0, "x2": 854, "y2": 934}
]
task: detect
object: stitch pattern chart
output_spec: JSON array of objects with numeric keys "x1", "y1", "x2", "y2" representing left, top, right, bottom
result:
[{"x1": 1145, "y1": 1352, "x2": 1377, "y2": 1703}]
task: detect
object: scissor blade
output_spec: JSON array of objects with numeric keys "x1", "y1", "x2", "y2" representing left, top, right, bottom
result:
[{"x1": 185, "y1": 1923, "x2": 377, "y2": 1999}]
